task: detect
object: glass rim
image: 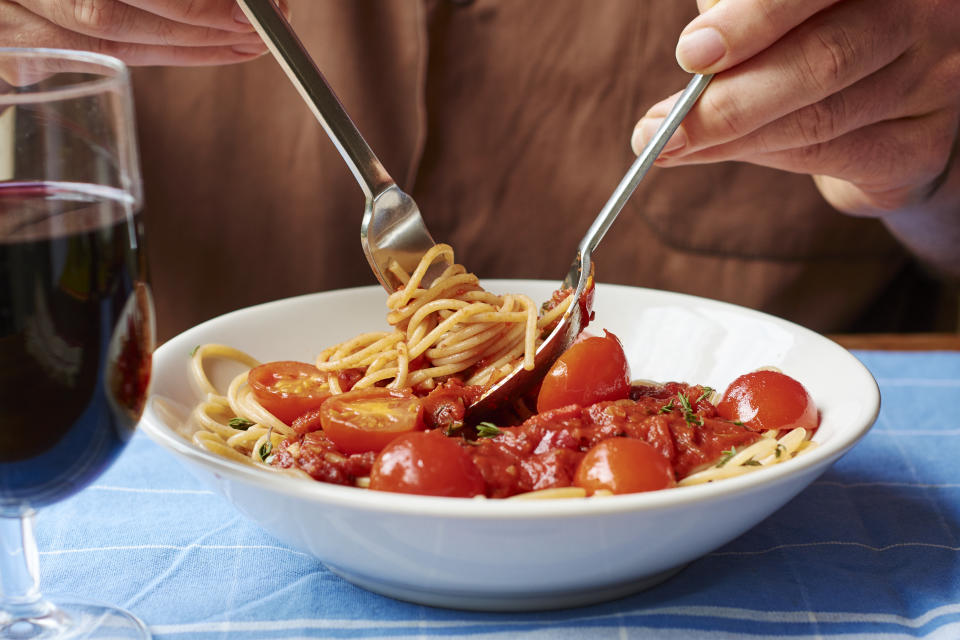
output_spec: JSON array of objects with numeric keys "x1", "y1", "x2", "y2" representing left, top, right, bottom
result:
[{"x1": 0, "y1": 47, "x2": 130, "y2": 104}]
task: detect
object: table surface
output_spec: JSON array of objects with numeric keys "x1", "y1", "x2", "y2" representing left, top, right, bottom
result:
[
  {"x1": 828, "y1": 333, "x2": 960, "y2": 351},
  {"x1": 34, "y1": 337, "x2": 960, "y2": 640}
]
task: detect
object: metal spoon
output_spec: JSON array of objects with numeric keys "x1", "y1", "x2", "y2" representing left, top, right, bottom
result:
[
  {"x1": 235, "y1": 0, "x2": 449, "y2": 291},
  {"x1": 237, "y1": 0, "x2": 711, "y2": 416},
  {"x1": 468, "y1": 73, "x2": 714, "y2": 418}
]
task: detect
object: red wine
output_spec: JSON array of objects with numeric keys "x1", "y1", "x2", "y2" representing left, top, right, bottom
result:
[{"x1": 0, "y1": 182, "x2": 153, "y2": 514}]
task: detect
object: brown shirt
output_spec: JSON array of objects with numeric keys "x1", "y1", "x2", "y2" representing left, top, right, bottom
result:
[{"x1": 132, "y1": 0, "x2": 945, "y2": 341}]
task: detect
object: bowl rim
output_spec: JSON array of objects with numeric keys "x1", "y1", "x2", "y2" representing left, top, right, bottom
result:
[{"x1": 141, "y1": 281, "x2": 881, "y2": 520}]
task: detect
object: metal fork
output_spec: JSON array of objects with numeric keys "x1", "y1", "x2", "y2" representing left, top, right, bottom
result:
[
  {"x1": 235, "y1": 0, "x2": 448, "y2": 292},
  {"x1": 238, "y1": 0, "x2": 712, "y2": 418}
]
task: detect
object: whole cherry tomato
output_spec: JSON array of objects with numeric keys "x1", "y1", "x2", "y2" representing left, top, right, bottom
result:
[
  {"x1": 369, "y1": 431, "x2": 485, "y2": 497},
  {"x1": 574, "y1": 437, "x2": 676, "y2": 495},
  {"x1": 248, "y1": 361, "x2": 330, "y2": 425},
  {"x1": 536, "y1": 330, "x2": 631, "y2": 413},
  {"x1": 319, "y1": 388, "x2": 424, "y2": 454},
  {"x1": 717, "y1": 370, "x2": 818, "y2": 432}
]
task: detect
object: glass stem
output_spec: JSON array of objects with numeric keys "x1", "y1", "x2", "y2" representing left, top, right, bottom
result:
[{"x1": 0, "y1": 513, "x2": 54, "y2": 621}]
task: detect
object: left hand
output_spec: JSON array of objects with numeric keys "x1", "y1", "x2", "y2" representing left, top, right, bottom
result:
[{"x1": 632, "y1": 0, "x2": 960, "y2": 218}]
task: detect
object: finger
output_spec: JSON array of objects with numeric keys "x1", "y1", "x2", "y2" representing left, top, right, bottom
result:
[
  {"x1": 0, "y1": 3, "x2": 265, "y2": 66},
  {"x1": 696, "y1": 0, "x2": 720, "y2": 13},
  {"x1": 122, "y1": 0, "x2": 255, "y2": 33},
  {"x1": 14, "y1": 0, "x2": 265, "y2": 47},
  {"x1": 123, "y1": 0, "x2": 292, "y2": 32},
  {"x1": 661, "y1": 48, "x2": 943, "y2": 162},
  {"x1": 677, "y1": 0, "x2": 841, "y2": 73},
  {"x1": 708, "y1": 113, "x2": 956, "y2": 212},
  {"x1": 98, "y1": 39, "x2": 267, "y2": 66},
  {"x1": 635, "y1": 0, "x2": 916, "y2": 156},
  {"x1": 631, "y1": 89, "x2": 687, "y2": 155}
]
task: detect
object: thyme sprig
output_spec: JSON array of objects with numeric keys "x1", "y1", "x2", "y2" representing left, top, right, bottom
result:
[
  {"x1": 677, "y1": 393, "x2": 704, "y2": 427},
  {"x1": 475, "y1": 422, "x2": 502, "y2": 438},
  {"x1": 229, "y1": 417, "x2": 255, "y2": 430},
  {"x1": 716, "y1": 447, "x2": 737, "y2": 468},
  {"x1": 695, "y1": 386, "x2": 715, "y2": 404}
]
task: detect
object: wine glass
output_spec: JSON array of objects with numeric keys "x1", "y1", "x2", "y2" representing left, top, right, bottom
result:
[{"x1": 0, "y1": 49, "x2": 153, "y2": 638}]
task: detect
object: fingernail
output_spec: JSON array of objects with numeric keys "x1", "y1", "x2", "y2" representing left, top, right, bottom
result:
[
  {"x1": 234, "y1": 2, "x2": 290, "y2": 26},
  {"x1": 676, "y1": 27, "x2": 726, "y2": 72},
  {"x1": 632, "y1": 118, "x2": 687, "y2": 155},
  {"x1": 233, "y1": 4, "x2": 251, "y2": 25},
  {"x1": 232, "y1": 42, "x2": 267, "y2": 56}
]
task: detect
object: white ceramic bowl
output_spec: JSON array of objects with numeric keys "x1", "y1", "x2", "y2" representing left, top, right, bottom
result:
[{"x1": 139, "y1": 281, "x2": 880, "y2": 611}]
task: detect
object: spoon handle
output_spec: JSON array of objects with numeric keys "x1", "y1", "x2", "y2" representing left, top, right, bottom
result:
[
  {"x1": 579, "y1": 73, "x2": 713, "y2": 256},
  {"x1": 236, "y1": 0, "x2": 394, "y2": 199}
]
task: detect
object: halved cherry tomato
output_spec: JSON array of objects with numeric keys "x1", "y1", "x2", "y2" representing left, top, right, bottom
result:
[
  {"x1": 574, "y1": 437, "x2": 676, "y2": 495},
  {"x1": 717, "y1": 370, "x2": 818, "y2": 432},
  {"x1": 320, "y1": 388, "x2": 424, "y2": 454},
  {"x1": 369, "y1": 431, "x2": 485, "y2": 497},
  {"x1": 536, "y1": 330, "x2": 631, "y2": 413},
  {"x1": 248, "y1": 361, "x2": 330, "y2": 425}
]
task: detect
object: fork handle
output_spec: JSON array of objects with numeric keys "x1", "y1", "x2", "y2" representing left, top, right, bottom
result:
[{"x1": 236, "y1": 0, "x2": 395, "y2": 199}]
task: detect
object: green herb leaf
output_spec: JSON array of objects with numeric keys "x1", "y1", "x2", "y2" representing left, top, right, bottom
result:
[
  {"x1": 444, "y1": 421, "x2": 465, "y2": 437},
  {"x1": 743, "y1": 457, "x2": 762, "y2": 467},
  {"x1": 695, "y1": 387, "x2": 715, "y2": 404},
  {"x1": 716, "y1": 447, "x2": 737, "y2": 468},
  {"x1": 659, "y1": 399, "x2": 675, "y2": 414},
  {"x1": 229, "y1": 417, "x2": 255, "y2": 430},
  {"x1": 475, "y1": 422, "x2": 501, "y2": 438},
  {"x1": 677, "y1": 393, "x2": 703, "y2": 427},
  {"x1": 775, "y1": 444, "x2": 786, "y2": 459},
  {"x1": 258, "y1": 441, "x2": 273, "y2": 462}
]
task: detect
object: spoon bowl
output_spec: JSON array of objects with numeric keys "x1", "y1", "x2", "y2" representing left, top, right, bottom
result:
[
  {"x1": 238, "y1": 0, "x2": 710, "y2": 414},
  {"x1": 468, "y1": 73, "x2": 713, "y2": 418}
]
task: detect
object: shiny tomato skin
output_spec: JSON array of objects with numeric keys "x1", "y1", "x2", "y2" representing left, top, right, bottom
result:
[
  {"x1": 574, "y1": 437, "x2": 676, "y2": 495},
  {"x1": 320, "y1": 388, "x2": 424, "y2": 454},
  {"x1": 536, "y1": 330, "x2": 631, "y2": 413},
  {"x1": 248, "y1": 361, "x2": 330, "y2": 425},
  {"x1": 369, "y1": 431, "x2": 485, "y2": 497},
  {"x1": 291, "y1": 409, "x2": 325, "y2": 436},
  {"x1": 717, "y1": 370, "x2": 818, "y2": 432}
]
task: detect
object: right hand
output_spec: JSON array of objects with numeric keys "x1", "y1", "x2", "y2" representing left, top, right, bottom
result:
[{"x1": 0, "y1": 1, "x2": 288, "y2": 66}]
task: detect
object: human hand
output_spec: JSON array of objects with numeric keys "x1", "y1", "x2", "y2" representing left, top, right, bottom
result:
[
  {"x1": 632, "y1": 0, "x2": 960, "y2": 218},
  {"x1": 0, "y1": 0, "x2": 289, "y2": 66}
]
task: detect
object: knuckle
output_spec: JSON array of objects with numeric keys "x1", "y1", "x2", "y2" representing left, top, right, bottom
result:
[
  {"x1": 920, "y1": 120, "x2": 957, "y2": 181},
  {"x1": 795, "y1": 140, "x2": 831, "y2": 171},
  {"x1": 72, "y1": 0, "x2": 118, "y2": 37},
  {"x1": 178, "y1": 0, "x2": 210, "y2": 23},
  {"x1": 753, "y1": 0, "x2": 794, "y2": 38},
  {"x1": 152, "y1": 19, "x2": 178, "y2": 47},
  {"x1": 95, "y1": 37, "x2": 139, "y2": 61},
  {"x1": 699, "y1": 87, "x2": 749, "y2": 141},
  {"x1": 797, "y1": 22, "x2": 859, "y2": 94},
  {"x1": 792, "y1": 94, "x2": 848, "y2": 147}
]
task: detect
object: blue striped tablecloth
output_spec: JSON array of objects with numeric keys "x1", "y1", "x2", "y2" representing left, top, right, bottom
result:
[{"x1": 36, "y1": 350, "x2": 960, "y2": 639}]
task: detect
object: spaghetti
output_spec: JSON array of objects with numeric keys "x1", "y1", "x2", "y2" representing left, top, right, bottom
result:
[
  {"x1": 184, "y1": 244, "x2": 817, "y2": 498},
  {"x1": 188, "y1": 243, "x2": 571, "y2": 472},
  {"x1": 317, "y1": 243, "x2": 569, "y2": 392}
]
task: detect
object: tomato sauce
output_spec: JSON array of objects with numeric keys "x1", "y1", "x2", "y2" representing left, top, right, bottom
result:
[
  {"x1": 466, "y1": 382, "x2": 760, "y2": 497},
  {"x1": 272, "y1": 430, "x2": 375, "y2": 486},
  {"x1": 272, "y1": 380, "x2": 762, "y2": 497}
]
